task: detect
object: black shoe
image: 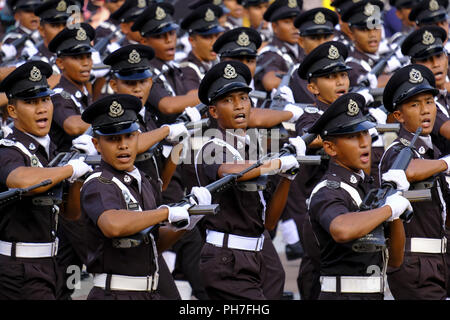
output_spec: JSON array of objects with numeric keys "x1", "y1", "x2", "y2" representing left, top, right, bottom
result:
[{"x1": 285, "y1": 241, "x2": 304, "y2": 260}]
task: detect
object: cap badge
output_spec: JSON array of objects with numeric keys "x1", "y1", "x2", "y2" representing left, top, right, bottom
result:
[
  {"x1": 409, "y1": 68, "x2": 423, "y2": 84},
  {"x1": 328, "y1": 45, "x2": 340, "y2": 60},
  {"x1": 236, "y1": 32, "x2": 250, "y2": 46},
  {"x1": 108, "y1": 101, "x2": 124, "y2": 118},
  {"x1": 429, "y1": 0, "x2": 439, "y2": 11},
  {"x1": 56, "y1": 0, "x2": 67, "y2": 12},
  {"x1": 213, "y1": 0, "x2": 222, "y2": 5},
  {"x1": 205, "y1": 8, "x2": 215, "y2": 22},
  {"x1": 29, "y1": 66, "x2": 42, "y2": 82},
  {"x1": 137, "y1": 0, "x2": 146, "y2": 8},
  {"x1": 347, "y1": 99, "x2": 359, "y2": 116},
  {"x1": 155, "y1": 6, "x2": 166, "y2": 20},
  {"x1": 75, "y1": 27, "x2": 87, "y2": 41},
  {"x1": 422, "y1": 30, "x2": 435, "y2": 45},
  {"x1": 314, "y1": 11, "x2": 326, "y2": 25},
  {"x1": 128, "y1": 49, "x2": 141, "y2": 64},
  {"x1": 223, "y1": 64, "x2": 238, "y2": 79},
  {"x1": 288, "y1": 0, "x2": 297, "y2": 8},
  {"x1": 364, "y1": 3, "x2": 375, "y2": 16}
]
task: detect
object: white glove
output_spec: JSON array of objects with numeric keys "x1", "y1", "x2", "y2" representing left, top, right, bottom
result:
[
  {"x1": 189, "y1": 186, "x2": 212, "y2": 206},
  {"x1": 440, "y1": 155, "x2": 450, "y2": 174},
  {"x1": 91, "y1": 50, "x2": 102, "y2": 65},
  {"x1": 161, "y1": 203, "x2": 191, "y2": 230},
  {"x1": 287, "y1": 136, "x2": 306, "y2": 158},
  {"x1": 384, "y1": 191, "x2": 412, "y2": 221},
  {"x1": 1, "y1": 43, "x2": 16, "y2": 60},
  {"x1": 356, "y1": 88, "x2": 374, "y2": 104},
  {"x1": 367, "y1": 73, "x2": 378, "y2": 89},
  {"x1": 182, "y1": 106, "x2": 201, "y2": 123},
  {"x1": 106, "y1": 42, "x2": 121, "y2": 54},
  {"x1": 162, "y1": 123, "x2": 189, "y2": 142},
  {"x1": 72, "y1": 134, "x2": 98, "y2": 155},
  {"x1": 278, "y1": 155, "x2": 299, "y2": 173},
  {"x1": 382, "y1": 169, "x2": 410, "y2": 191},
  {"x1": 284, "y1": 103, "x2": 304, "y2": 122},
  {"x1": 368, "y1": 107, "x2": 387, "y2": 124},
  {"x1": 271, "y1": 86, "x2": 294, "y2": 103},
  {"x1": 385, "y1": 56, "x2": 402, "y2": 73},
  {"x1": 21, "y1": 43, "x2": 38, "y2": 58},
  {"x1": 67, "y1": 158, "x2": 93, "y2": 182}
]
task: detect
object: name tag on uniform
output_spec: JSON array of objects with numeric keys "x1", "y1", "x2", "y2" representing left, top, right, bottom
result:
[{"x1": 127, "y1": 202, "x2": 139, "y2": 211}]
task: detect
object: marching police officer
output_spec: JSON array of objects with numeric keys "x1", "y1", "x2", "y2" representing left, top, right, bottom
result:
[
  {"x1": 0, "y1": 61, "x2": 92, "y2": 299},
  {"x1": 308, "y1": 92, "x2": 408, "y2": 300},
  {"x1": 179, "y1": 4, "x2": 224, "y2": 90}
]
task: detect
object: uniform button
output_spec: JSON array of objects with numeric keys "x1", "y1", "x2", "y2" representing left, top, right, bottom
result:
[{"x1": 221, "y1": 257, "x2": 227, "y2": 262}]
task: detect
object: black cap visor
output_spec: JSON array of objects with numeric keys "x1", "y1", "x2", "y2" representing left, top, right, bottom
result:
[
  {"x1": 393, "y1": 83, "x2": 439, "y2": 109},
  {"x1": 210, "y1": 82, "x2": 252, "y2": 104},
  {"x1": 324, "y1": 119, "x2": 376, "y2": 136},
  {"x1": 13, "y1": 86, "x2": 54, "y2": 100},
  {"x1": 94, "y1": 121, "x2": 140, "y2": 136}
]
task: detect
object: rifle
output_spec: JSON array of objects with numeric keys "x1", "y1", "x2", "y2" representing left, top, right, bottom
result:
[
  {"x1": 353, "y1": 127, "x2": 422, "y2": 252},
  {"x1": 0, "y1": 179, "x2": 52, "y2": 208}
]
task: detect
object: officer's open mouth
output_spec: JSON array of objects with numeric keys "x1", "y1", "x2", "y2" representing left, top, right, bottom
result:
[
  {"x1": 336, "y1": 89, "x2": 346, "y2": 95},
  {"x1": 36, "y1": 117, "x2": 48, "y2": 128},
  {"x1": 117, "y1": 153, "x2": 131, "y2": 162},
  {"x1": 360, "y1": 151, "x2": 370, "y2": 163},
  {"x1": 421, "y1": 118, "x2": 432, "y2": 128},
  {"x1": 234, "y1": 113, "x2": 246, "y2": 124}
]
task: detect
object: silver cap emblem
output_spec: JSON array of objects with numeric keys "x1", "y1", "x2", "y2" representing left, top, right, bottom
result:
[
  {"x1": 429, "y1": 0, "x2": 440, "y2": 11},
  {"x1": 75, "y1": 27, "x2": 87, "y2": 41},
  {"x1": 155, "y1": 6, "x2": 166, "y2": 20},
  {"x1": 205, "y1": 8, "x2": 215, "y2": 22},
  {"x1": 128, "y1": 50, "x2": 141, "y2": 64},
  {"x1": 409, "y1": 68, "x2": 423, "y2": 84},
  {"x1": 29, "y1": 66, "x2": 42, "y2": 82},
  {"x1": 422, "y1": 30, "x2": 435, "y2": 45},
  {"x1": 108, "y1": 101, "x2": 124, "y2": 118},
  {"x1": 56, "y1": 0, "x2": 67, "y2": 12},
  {"x1": 328, "y1": 45, "x2": 340, "y2": 59},
  {"x1": 288, "y1": 0, "x2": 297, "y2": 8},
  {"x1": 236, "y1": 32, "x2": 250, "y2": 46},
  {"x1": 364, "y1": 3, "x2": 375, "y2": 16},
  {"x1": 223, "y1": 64, "x2": 238, "y2": 79},
  {"x1": 347, "y1": 99, "x2": 359, "y2": 116},
  {"x1": 314, "y1": 11, "x2": 326, "y2": 25}
]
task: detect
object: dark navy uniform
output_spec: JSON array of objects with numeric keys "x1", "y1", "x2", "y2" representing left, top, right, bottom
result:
[
  {"x1": 293, "y1": 41, "x2": 352, "y2": 299},
  {"x1": 103, "y1": 44, "x2": 181, "y2": 300},
  {"x1": 178, "y1": 4, "x2": 224, "y2": 90},
  {"x1": 195, "y1": 61, "x2": 273, "y2": 299},
  {"x1": 1, "y1": 0, "x2": 41, "y2": 62},
  {"x1": 47, "y1": 23, "x2": 96, "y2": 153},
  {"x1": 289, "y1": 7, "x2": 339, "y2": 105},
  {"x1": 380, "y1": 64, "x2": 448, "y2": 299},
  {"x1": 401, "y1": 26, "x2": 450, "y2": 156},
  {"x1": 0, "y1": 62, "x2": 59, "y2": 300},
  {"x1": 341, "y1": 0, "x2": 385, "y2": 88},
  {"x1": 254, "y1": 0, "x2": 304, "y2": 94},
  {"x1": 307, "y1": 93, "x2": 390, "y2": 300},
  {"x1": 80, "y1": 94, "x2": 162, "y2": 300}
]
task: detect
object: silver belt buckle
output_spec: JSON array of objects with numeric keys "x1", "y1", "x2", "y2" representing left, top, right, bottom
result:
[{"x1": 151, "y1": 272, "x2": 159, "y2": 291}]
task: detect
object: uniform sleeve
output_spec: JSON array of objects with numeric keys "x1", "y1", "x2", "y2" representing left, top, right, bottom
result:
[
  {"x1": 254, "y1": 52, "x2": 287, "y2": 86},
  {"x1": 295, "y1": 112, "x2": 320, "y2": 136},
  {"x1": 378, "y1": 144, "x2": 401, "y2": 177},
  {"x1": 80, "y1": 179, "x2": 124, "y2": 225},
  {"x1": 309, "y1": 186, "x2": 353, "y2": 235},
  {"x1": 51, "y1": 93, "x2": 80, "y2": 129},
  {"x1": 180, "y1": 66, "x2": 201, "y2": 92},
  {"x1": 0, "y1": 147, "x2": 27, "y2": 184},
  {"x1": 147, "y1": 81, "x2": 171, "y2": 112},
  {"x1": 347, "y1": 61, "x2": 367, "y2": 87}
]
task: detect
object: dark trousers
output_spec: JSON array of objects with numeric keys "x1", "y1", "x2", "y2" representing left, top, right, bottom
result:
[
  {"x1": 55, "y1": 216, "x2": 86, "y2": 300},
  {"x1": 87, "y1": 286, "x2": 160, "y2": 300},
  {"x1": 156, "y1": 254, "x2": 181, "y2": 300},
  {"x1": 261, "y1": 229, "x2": 285, "y2": 299},
  {"x1": 172, "y1": 227, "x2": 208, "y2": 300},
  {"x1": 0, "y1": 254, "x2": 58, "y2": 300},
  {"x1": 297, "y1": 217, "x2": 321, "y2": 300},
  {"x1": 200, "y1": 243, "x2": 266, "y2": 300},
  {"x1": 387, "y1": 253, "x2": 447, "y2": 300}
]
